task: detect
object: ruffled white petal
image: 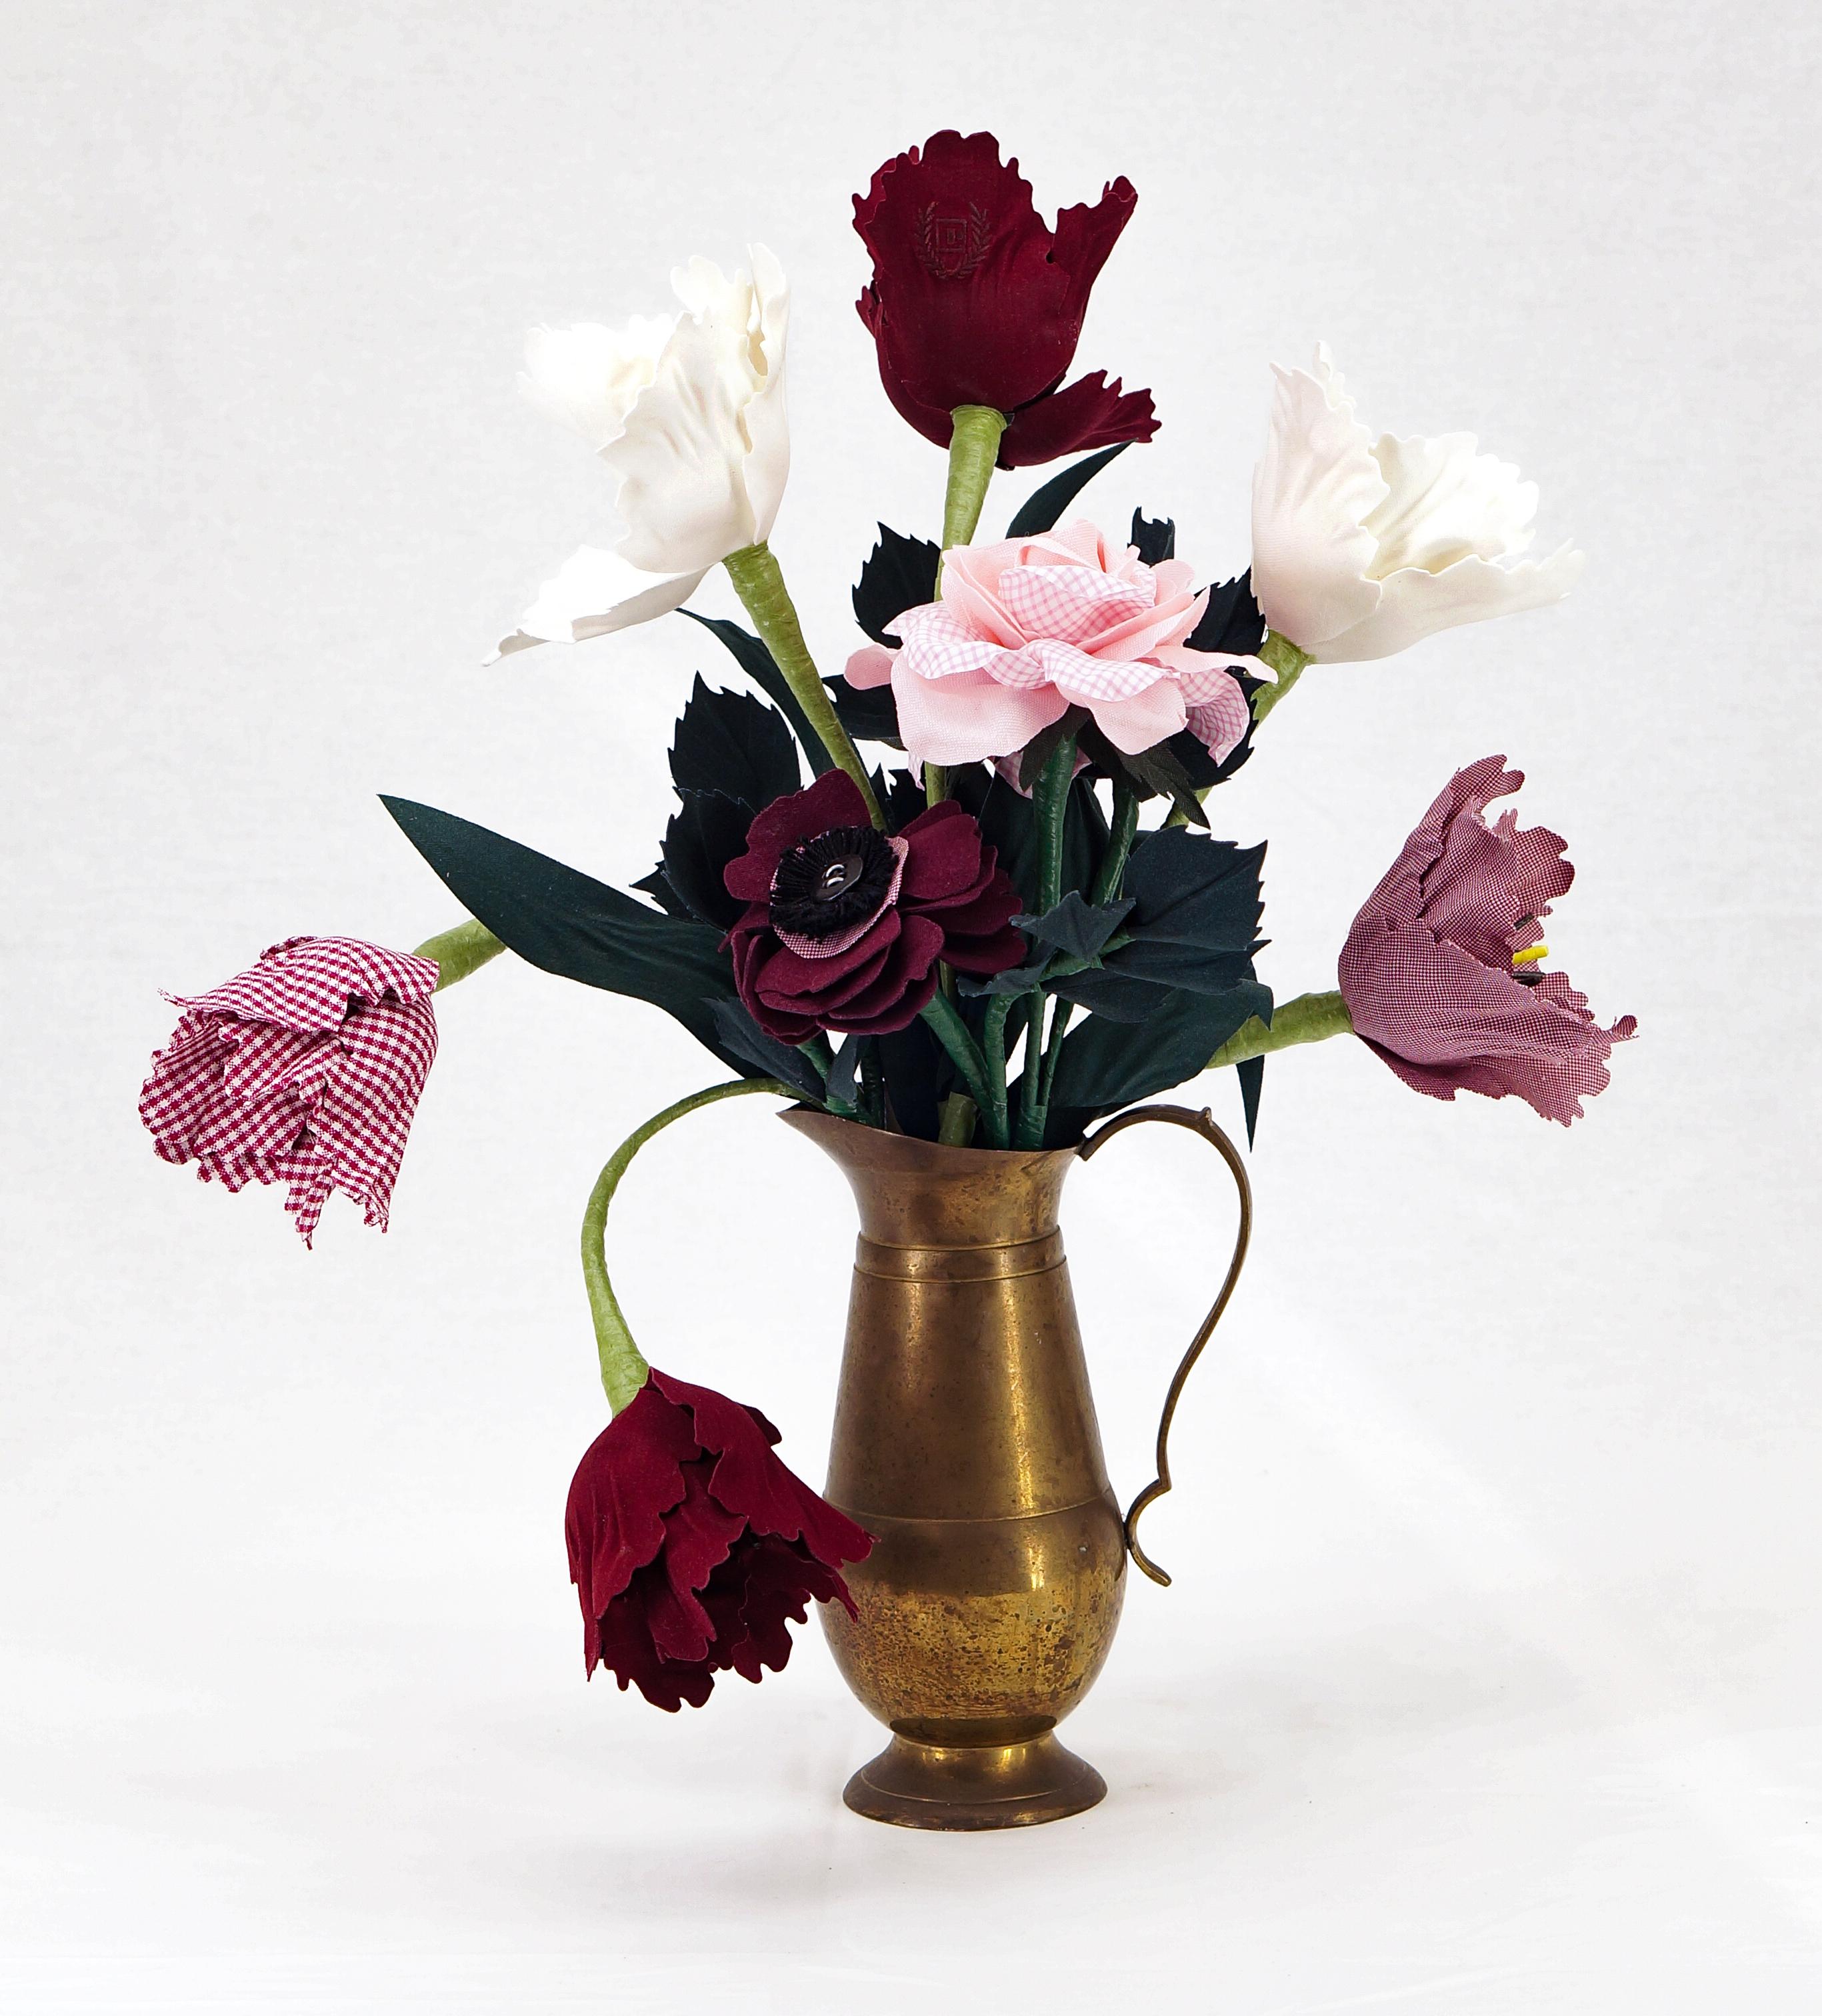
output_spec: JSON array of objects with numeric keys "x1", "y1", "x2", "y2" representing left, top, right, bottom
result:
[
  {"x1": 1364, "y1": 430, "x2": 1539, "y2": 575},
  {"x1": 1325, "y1": 541, "x2": 1585, "y2": 662},
  {"x1": 520, "y1": 318, "x2": 674, "y2": 451},
  {"x1": 1250, "y1": 345, "x2": 1386, "y2": 652},
  {"x1": 739, "y1": 243, "x2": 791, "y2": 544},
  {"x1": 488, "y1": 546, "x2": 709, "y2": 663}
]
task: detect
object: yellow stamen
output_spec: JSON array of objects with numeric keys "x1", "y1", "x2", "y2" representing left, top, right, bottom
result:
[{"x1": 1512, "y1": 943, "x2": 1549, "y2": 966}]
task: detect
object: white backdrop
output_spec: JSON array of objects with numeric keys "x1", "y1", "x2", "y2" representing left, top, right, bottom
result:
[{"x1": 5, "y1": 2, "x2": 1819, "y2": 2010}]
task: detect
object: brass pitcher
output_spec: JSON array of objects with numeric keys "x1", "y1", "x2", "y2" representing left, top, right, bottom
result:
[{"x1": 783, "y1": 1103, "x2": 1251, "y2": 1831}]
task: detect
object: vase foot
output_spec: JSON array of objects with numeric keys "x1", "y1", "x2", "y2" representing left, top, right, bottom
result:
[{"x1": 842, "y1": 1729, "x2": 1107, "y2": 1831}]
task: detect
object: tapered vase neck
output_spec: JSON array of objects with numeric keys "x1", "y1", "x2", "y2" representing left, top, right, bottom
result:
[{"x1": 779, "y1": 1110, "x2": 1078, "y2": 1249}]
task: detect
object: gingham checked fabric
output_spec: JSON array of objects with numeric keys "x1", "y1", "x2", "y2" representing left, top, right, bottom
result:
[
  {"x1": 876, "y1": 520, "x2": 1263, "y2": 765},
  {"x1": 1338, "y1": 757, "x2": 1637, "y2": 1125},
  {"x1": 139, "y1": 937, "x2": 440, "y2": 1245}
]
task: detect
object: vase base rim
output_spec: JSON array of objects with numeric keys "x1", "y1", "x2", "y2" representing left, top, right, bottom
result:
[{"x1": 842, "y1": 1729, "x2": 1107, "y2": 1831}]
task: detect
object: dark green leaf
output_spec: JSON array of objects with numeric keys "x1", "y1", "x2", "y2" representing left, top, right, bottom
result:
[
  {"x1": 853, "y1": 524, "x2": 940, "y2": 645},
  {"x1": 1130, "y1": 509, "x2": 1175, "y2": 563},
  {"x1": 1017, "y1": 707, "x2": 1089, "y2": 791},
  {"x1": 631, "y1": 865, "x2": 692, "y2": 918},
  {"x1": 709, "y1": 999, "x2": 825, "y2": 1098},
  {"x1": 669, "y1": 675, "x2": 799, "y2": 811},
  {"x1": 1116, "y1": 739, "x2": 1209, "y2": 827},
  {"x1": 829, "y1": 674, "x2": 903, "y2": 747},
  {"x1": 381, "y1": 796, "x2": 753, "y2": 1076},
  {"x1": 1045, "y1": 979, "x2": 1275, "y2": 1143},
  {"x1": 1091, "y1": 830, "x2": 1266, "y2": 994},
  {"x1": 1019, "y1": 891, "x2": 1134, "y2": 962},
  {"x1": 1186, "y1": 571, "x2": 1265, "y2": 655},
  {"x1": 876, "y1": 1015, "x2": 947, "y2": 1139},
  {"x1": 1005, "y1": 443, "x2": 1129, "y2": 537},
  {"x1": 1237, "y1": 1055, "x2": 1264, "y2": 1147},
  {"x1": 657, "y1": 788, "x2": 751, "y2": 930},
  {"x1": 825, "y1": 1035, "x2": 861, "y2": 1106},
  {"x1": 679, "y1": 609, "x2": 834, "y2": 776}
]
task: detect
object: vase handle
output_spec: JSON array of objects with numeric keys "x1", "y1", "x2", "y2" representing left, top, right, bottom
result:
[{"x1": 1077, "y1": 1103, "x2": 1253, "y2": 1588}]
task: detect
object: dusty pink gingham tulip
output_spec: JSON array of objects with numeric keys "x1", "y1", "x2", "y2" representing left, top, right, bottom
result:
[
  {"x1": 1338, "y1": 757, "x2": 1635, "y2": 1123},
  {"x1": 139, "y1": 936, "x2": 440, "y2": 1244},
  {"x1": 845, "y1": 518, "x2": 1261, "y2": 770}
]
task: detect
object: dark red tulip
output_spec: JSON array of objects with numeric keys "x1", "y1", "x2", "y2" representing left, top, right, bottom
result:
[
  {"x1": 853, "y1": 130, "x2": 1157, "y2": 468},
  {"x1": 565, "y1": 1369, "x2": 872, "y2": 1712}
]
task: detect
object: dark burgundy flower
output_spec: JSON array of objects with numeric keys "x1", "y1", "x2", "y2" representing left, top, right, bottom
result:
[
  {"x1": 138, "y1": 935, "x2": 440, "y2": 1245},
  {"x1": 1338, "y1": 757, "x2": 1637, "y2": 1124},
  {"x1": 565, "y1": 1369, "x2": 872, "y2": 1712},
  {"x1": 721, "y1": 769, "x2": 1025, "y2": 1041},
  {"x1": 853, "y1": 129, "x2": 1157, "y2": 469}
]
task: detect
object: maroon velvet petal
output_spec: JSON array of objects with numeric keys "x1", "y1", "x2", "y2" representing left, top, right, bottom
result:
[
  {"x1": 941, "y1": 924, "x2": 1029, "y2": 975},
  {"x1": 997, "y1": 371, "x2": 1159, "y2": 469},
  {"x1": 899, "y1": 799, "x2": 993, "y2": 900},
  {"x1": 642, "y1": 1463, "x2": 747, "y2": 1662},
  {"x1": 563, "y1": 1379, "x2": 700, "y2": 1623},
  {"x1": 593, "y1": 1577, "x2": 717, "y2": 1711},
  {"x1": 723, "y1": 769, "x2": 873, "y2": 902},
  {"x1": 748, "y1": 909, "x2": 901, "y2": 996}
]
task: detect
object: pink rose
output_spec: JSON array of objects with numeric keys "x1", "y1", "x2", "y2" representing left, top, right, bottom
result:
[
  {"x1": 139, "y1": 935, "x2": 440, "y2": 1244},
  {"x1": 1338, "y1": 757, "x2": 1636, "y2": 1124},
  {"x1": 845, "y1": 518, "x2": 1261, "y2": 770}
]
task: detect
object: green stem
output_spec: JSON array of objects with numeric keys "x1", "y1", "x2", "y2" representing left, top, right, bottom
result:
[
  {"x1": 925, "y1": 405, "x2": 1009, "y2": 810},
  {"x1": 1206, "y1": 989, "x2": 1353, "y2": 1071},
  {"x1": 1251, "y1": 630, "x2": 1313, "y2": 724},
  {"x1": 942, "y1": 405, "x2": 1008, "y2": 551},
  {"x1": 1014, "y1": 734, "x2": 1079, "y2": 1149},
  {"x1": 413, "y1": 918, "x2": 505, "y2": 991},
  {"x1": 981, "y1": 995, "x2": 1013, "y2": 1150},
  {"x1": 581, "y1": 1078, "x2": 795, "y2": 1413},
  {"x1": 723, "y1": 541, "x2": 883, "y2": 828},
  {"x1": 1091, "y1": 777, "x2": 1141, "y2": 907},
  {"x1": 937, "y1": 1094, "x2": 978, "y2": 1147},
  {"x1": 919, "y1": 991, "x2": 995, "y2": 1117}
]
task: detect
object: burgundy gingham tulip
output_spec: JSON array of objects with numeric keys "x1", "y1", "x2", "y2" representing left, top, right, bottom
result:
[
  {"x1": 138, "y1": 936, "x2": 440, "y2": 1244},
  {"x1": 566, "y1": 1369, "x2": 872, "y2": 1712},
  {"x1": 853, "y1": 130, "x2": 1157, "y2": 468},
  {"x1": 1339, "y1": 757, "x2": 1636, "y2": 1124}
]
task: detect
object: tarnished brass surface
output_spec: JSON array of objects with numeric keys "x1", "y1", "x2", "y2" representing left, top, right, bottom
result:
[{"x1": 785, "y1": 1111, "x2": 1123, "y2": 1829}]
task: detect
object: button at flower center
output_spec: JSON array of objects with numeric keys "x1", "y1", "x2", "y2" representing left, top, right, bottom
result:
[{"x1": 769, "y1": 825, "x2": 904, "y2": 946}]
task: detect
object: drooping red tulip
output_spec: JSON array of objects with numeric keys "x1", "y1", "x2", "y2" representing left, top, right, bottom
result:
[{"x1": 565, "y1": 1369, "x2": 872, "y2": 1712}]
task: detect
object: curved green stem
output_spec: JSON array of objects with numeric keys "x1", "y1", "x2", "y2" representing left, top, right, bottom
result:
[
  {"x1": 581, "y1": 1077, "x2": 796, "y2": 1413},
  {"x1": 723, "y1": 541, "x2": 883, "y2": 828},
  {"x1": 1014, "y1": 734, "x2": 1080, "y2": 1150},
  {"x1": 413, "y1": 917, "x2": 505, "y2": 991},
  {"x1": 1207, "y1": 989, "x2": 1352, "y2": 1071},
  {"x1": 1251, "y1": 631, "x2": 1313, "y2": 724}
]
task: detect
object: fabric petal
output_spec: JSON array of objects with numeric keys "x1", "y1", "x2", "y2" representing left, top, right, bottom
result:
[
  {"x1": 1321, "y1": 542, "x2": 1585, "y2": 662},
  {"x1": 492, "y1": 547, "x2": 709, "y2": 661},
  {"x1": 890, "y1": 659, "x2": 1070, "y2": 767}
]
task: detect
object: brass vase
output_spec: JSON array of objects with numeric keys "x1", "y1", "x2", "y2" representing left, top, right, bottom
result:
[{"x1": 782, "y1": 1103, "x2": 1251, "y2": 1831}]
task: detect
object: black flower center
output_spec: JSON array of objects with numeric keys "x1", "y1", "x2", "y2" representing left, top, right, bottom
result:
[{"x1": 770, "y1": 825, "x2": 898, "y2": 939}]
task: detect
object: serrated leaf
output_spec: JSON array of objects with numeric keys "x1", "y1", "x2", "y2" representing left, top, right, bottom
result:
[
  {"x1": 1130, "y1": 509, "x2": 1175, "y2": 563},
  {"x1": 853, "y1": 524, "x2": 940, "y2": 645},
  {"x1": 657, "y1": 788, "x2": 751, "y2": 930},
  {"x1": 669, "y1": 675, "x2": 799, "y2": 811},
  {"x1": 679, "y1": 609, "x2": 834, "y2": 775},
  {"x1": 381, "y1": 796, "x2": 753, "y2": 1077},
  {"x1": 1005, "y1": 443, "x2": 1129, "y2": 538},
  {"x1": 1018, "y1": 891, "x2": 1134, "y2": 962},
  {"x1": 631, "y1": 865, "x2": 692, "y2": 918},
  {"x1": 1186, "y1": 571, "x2": 1265, "y2": 656}
]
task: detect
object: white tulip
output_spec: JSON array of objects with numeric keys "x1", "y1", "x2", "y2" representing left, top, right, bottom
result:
[
  {"x1": 493, "y1": 247, "x2": 789, "y2": 661},
  {"x1": 1249, "y1": 345, "x2": 1583, "y2": 664}
]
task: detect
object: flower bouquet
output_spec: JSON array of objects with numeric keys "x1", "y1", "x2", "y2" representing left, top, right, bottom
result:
[{"x1": 139, "y1": 131, "x2": 1635, "y2": 1828}]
